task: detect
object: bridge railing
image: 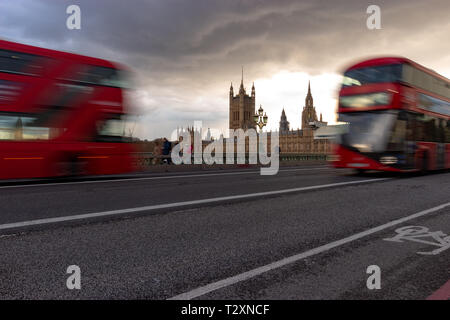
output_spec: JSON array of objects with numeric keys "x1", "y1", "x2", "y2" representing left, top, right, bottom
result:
[{"x1": 132, "y1": 153, "x2": 330, "y2": 167}]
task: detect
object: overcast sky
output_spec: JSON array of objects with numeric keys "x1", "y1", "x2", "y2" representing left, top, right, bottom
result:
[{"x1": 1, "y1": 0, "x2": 449, "y2": 139}]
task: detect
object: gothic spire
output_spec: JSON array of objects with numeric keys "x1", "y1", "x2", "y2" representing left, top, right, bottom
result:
[
  {"x1": 306, "y1": 80, "x2": 312, "y2": 100},
  {"x1": 302, "y1": 80, "x2": 318, "y2": 128},
  {"x1": 239, "y1": 66, "x2": 245, "y2": 94},
  {"x1": 305, "y1": 80, "x2": 313, "y2": 107},
  {"x1": 279, "y1": 107, "x2": 289, "y2": 133}
]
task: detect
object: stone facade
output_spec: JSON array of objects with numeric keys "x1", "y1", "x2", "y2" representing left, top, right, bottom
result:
[
  {"x1": 227, "y1": 74, "x2": 331, "y2": 155},
  {"x1": 277, "y1": 82, "x2": 331, "y2": 154},
  {"x1": 229, "y1": 70, "x2": 256, "y2": 130}
]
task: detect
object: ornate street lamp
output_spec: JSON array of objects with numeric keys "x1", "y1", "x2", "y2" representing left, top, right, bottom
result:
[{"x1": 254, "y1": 104, "x2": 268, "y2": 132}]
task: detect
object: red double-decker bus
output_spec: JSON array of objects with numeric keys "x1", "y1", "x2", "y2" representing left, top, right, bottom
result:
[
  {"x1": 0, "y1": 40, "x2": 136, "y2": 179},
  {"x1": 333, "y1": 57, "x2": 450, "y2": 173}
]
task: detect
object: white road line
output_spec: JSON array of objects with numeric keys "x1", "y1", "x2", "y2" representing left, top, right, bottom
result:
[
  {"x1": 168, "y1": 201, "x2": 450, "y2": 300},
  {"x1": 0, "y1": 166, "x2": 330, "y2": 189},
  {"x1": 0, "y1": 177, "x2": 387, "y2": 232}
]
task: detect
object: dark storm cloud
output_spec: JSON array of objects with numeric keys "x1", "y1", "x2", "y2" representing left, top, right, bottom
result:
[
  {"x1": 4, "y1": 0, "x2": 449, "y2": 79},
  {"x1": 1, "y1": 0, "x2": 449, "y2": 138}
]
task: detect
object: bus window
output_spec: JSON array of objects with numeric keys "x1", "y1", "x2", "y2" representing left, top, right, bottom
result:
[
  {"x1": 342, "y1": 64, "x2": 403, "y2": 87},
  {"x1": 0, "y1": 114, "x2": 49, "y2": 140},
  {"x1": 446, "y1": 120, "x2": 450, "y2": 143},
  {"x1": 22, "y1": 117, "x2": 50, "y2": 140},
  {"x1": 405, "y1": 66, "x2": 450, "y2": 100},
  {"x1": 90, "y1": 66, "x2": 129, "y2": 88},
  {"x1": 0, "y1": 50, "x2": 51, "y2": 76},
  {"x1": 415, "y1": 115, "x2": 426, "y2": 141},
  {"x1": 437, "y1": 119, "x2": 446, "y2": 143},
  {"x1": 426, "y1": 116, "x2": 436, "y2": 142},
  {"x1": 419, "y1": 115, "x2": 446, "y2": 143},
  {"x1": 95, "y1": 114, "x2": 133, "y2": 142},
  {"x1": 402, "y1": 64, "x2": 414, "y2": 84},
  {"x1": 405, "y1": 114, "x2": 414, "y2": 141},
  {"x1": 61, "y1": 65, "x2": 130, "y2": 88},
  {"x1": 339, "y1": 92, "x2": 392, "y2": 108},
  {"x1": 0, "y1": 80, "x2": 25, "y2": 104},
  {"x1": 0, "y1": 114, "x2": 17, "y2": 140},
  {"x1": 417, "y1": 94, "x2": 450, "y2": 116},
  {"x1": 387, "y1": 112, "x2": 407, "y2": 151},
  {"x1": 47, "y1": 82, "x2": 94, "y2": 108},
  {"x1": 339, "y1": 111, "x2": 397, "y2": 152}
]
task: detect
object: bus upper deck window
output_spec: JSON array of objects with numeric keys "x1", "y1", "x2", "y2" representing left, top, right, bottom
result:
[
  {"x1": 0, "y1": 50, "x2": 51, "y2": 76},
  {"x1": 343, "y1": 64, "x2": 403, "y2": 87},
  {"x1": 66, "y1": 65, "x2": 129, "y2": 88}
]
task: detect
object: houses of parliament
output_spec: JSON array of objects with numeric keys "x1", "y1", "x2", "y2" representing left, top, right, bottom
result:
[{"x1": 229, "y1": 75, "x2": 331, "y2": 155}]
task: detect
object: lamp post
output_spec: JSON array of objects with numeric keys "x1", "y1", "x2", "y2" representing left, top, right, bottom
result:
[
  {"x1": 254, "y1": 105, "x2": 268, "y2": 155},
  {"x1": 253, "y1": 104, "x2": 268, "y2": 133}
]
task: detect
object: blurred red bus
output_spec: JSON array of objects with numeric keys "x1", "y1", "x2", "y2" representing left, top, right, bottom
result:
[
  {"x1": 333, "y1": 57, "x2": 450, "y2": 173},
  {"x1": 0, "y1": 40, "x2": 136, "y2": 179}
]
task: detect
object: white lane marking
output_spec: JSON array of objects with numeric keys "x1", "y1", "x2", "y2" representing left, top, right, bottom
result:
[
  {"x1": 168, "y1": 201, "x2": 450, "y2": 300},
  {"x1": 0, "y1": 166, "x2": 330, "y2": 190},
  {"x1": 0, "y1": 178, "x2": 388, "y2": 232}
]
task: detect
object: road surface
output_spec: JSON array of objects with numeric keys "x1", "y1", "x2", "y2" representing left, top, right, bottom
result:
[{"x1": 0, "y1": 165, "x2": 448, "y2": 299}]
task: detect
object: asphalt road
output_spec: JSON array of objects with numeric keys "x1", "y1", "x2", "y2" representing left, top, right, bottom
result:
[{"x1": 0, "y1": 165, "x2": 448, "y2": 299}]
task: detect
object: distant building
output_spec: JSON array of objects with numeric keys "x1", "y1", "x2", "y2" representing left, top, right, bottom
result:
[
  {"x1": 277, "y1": 82, "x2": 331, "y2": 155},
  {"x1": 229, "y1": 69, "x2": 256, "y2": 130},
  {"x1": 177, "y1": 126, "x2": 198, "y2": 142},
  {"x1": 227, "y1": 76, "x2": 331, "y2": 156},
  {"x1": 205, "y1": 128, "x2": 212, "y2": 141},
  {"x1": 279, "y1": 108, "x2": 290, "y2": 134}
]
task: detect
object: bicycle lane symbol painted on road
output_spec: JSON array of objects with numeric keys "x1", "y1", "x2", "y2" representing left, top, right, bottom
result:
[{"x1": 383, "y1": 226, "x2": 450, "y2": 255}]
